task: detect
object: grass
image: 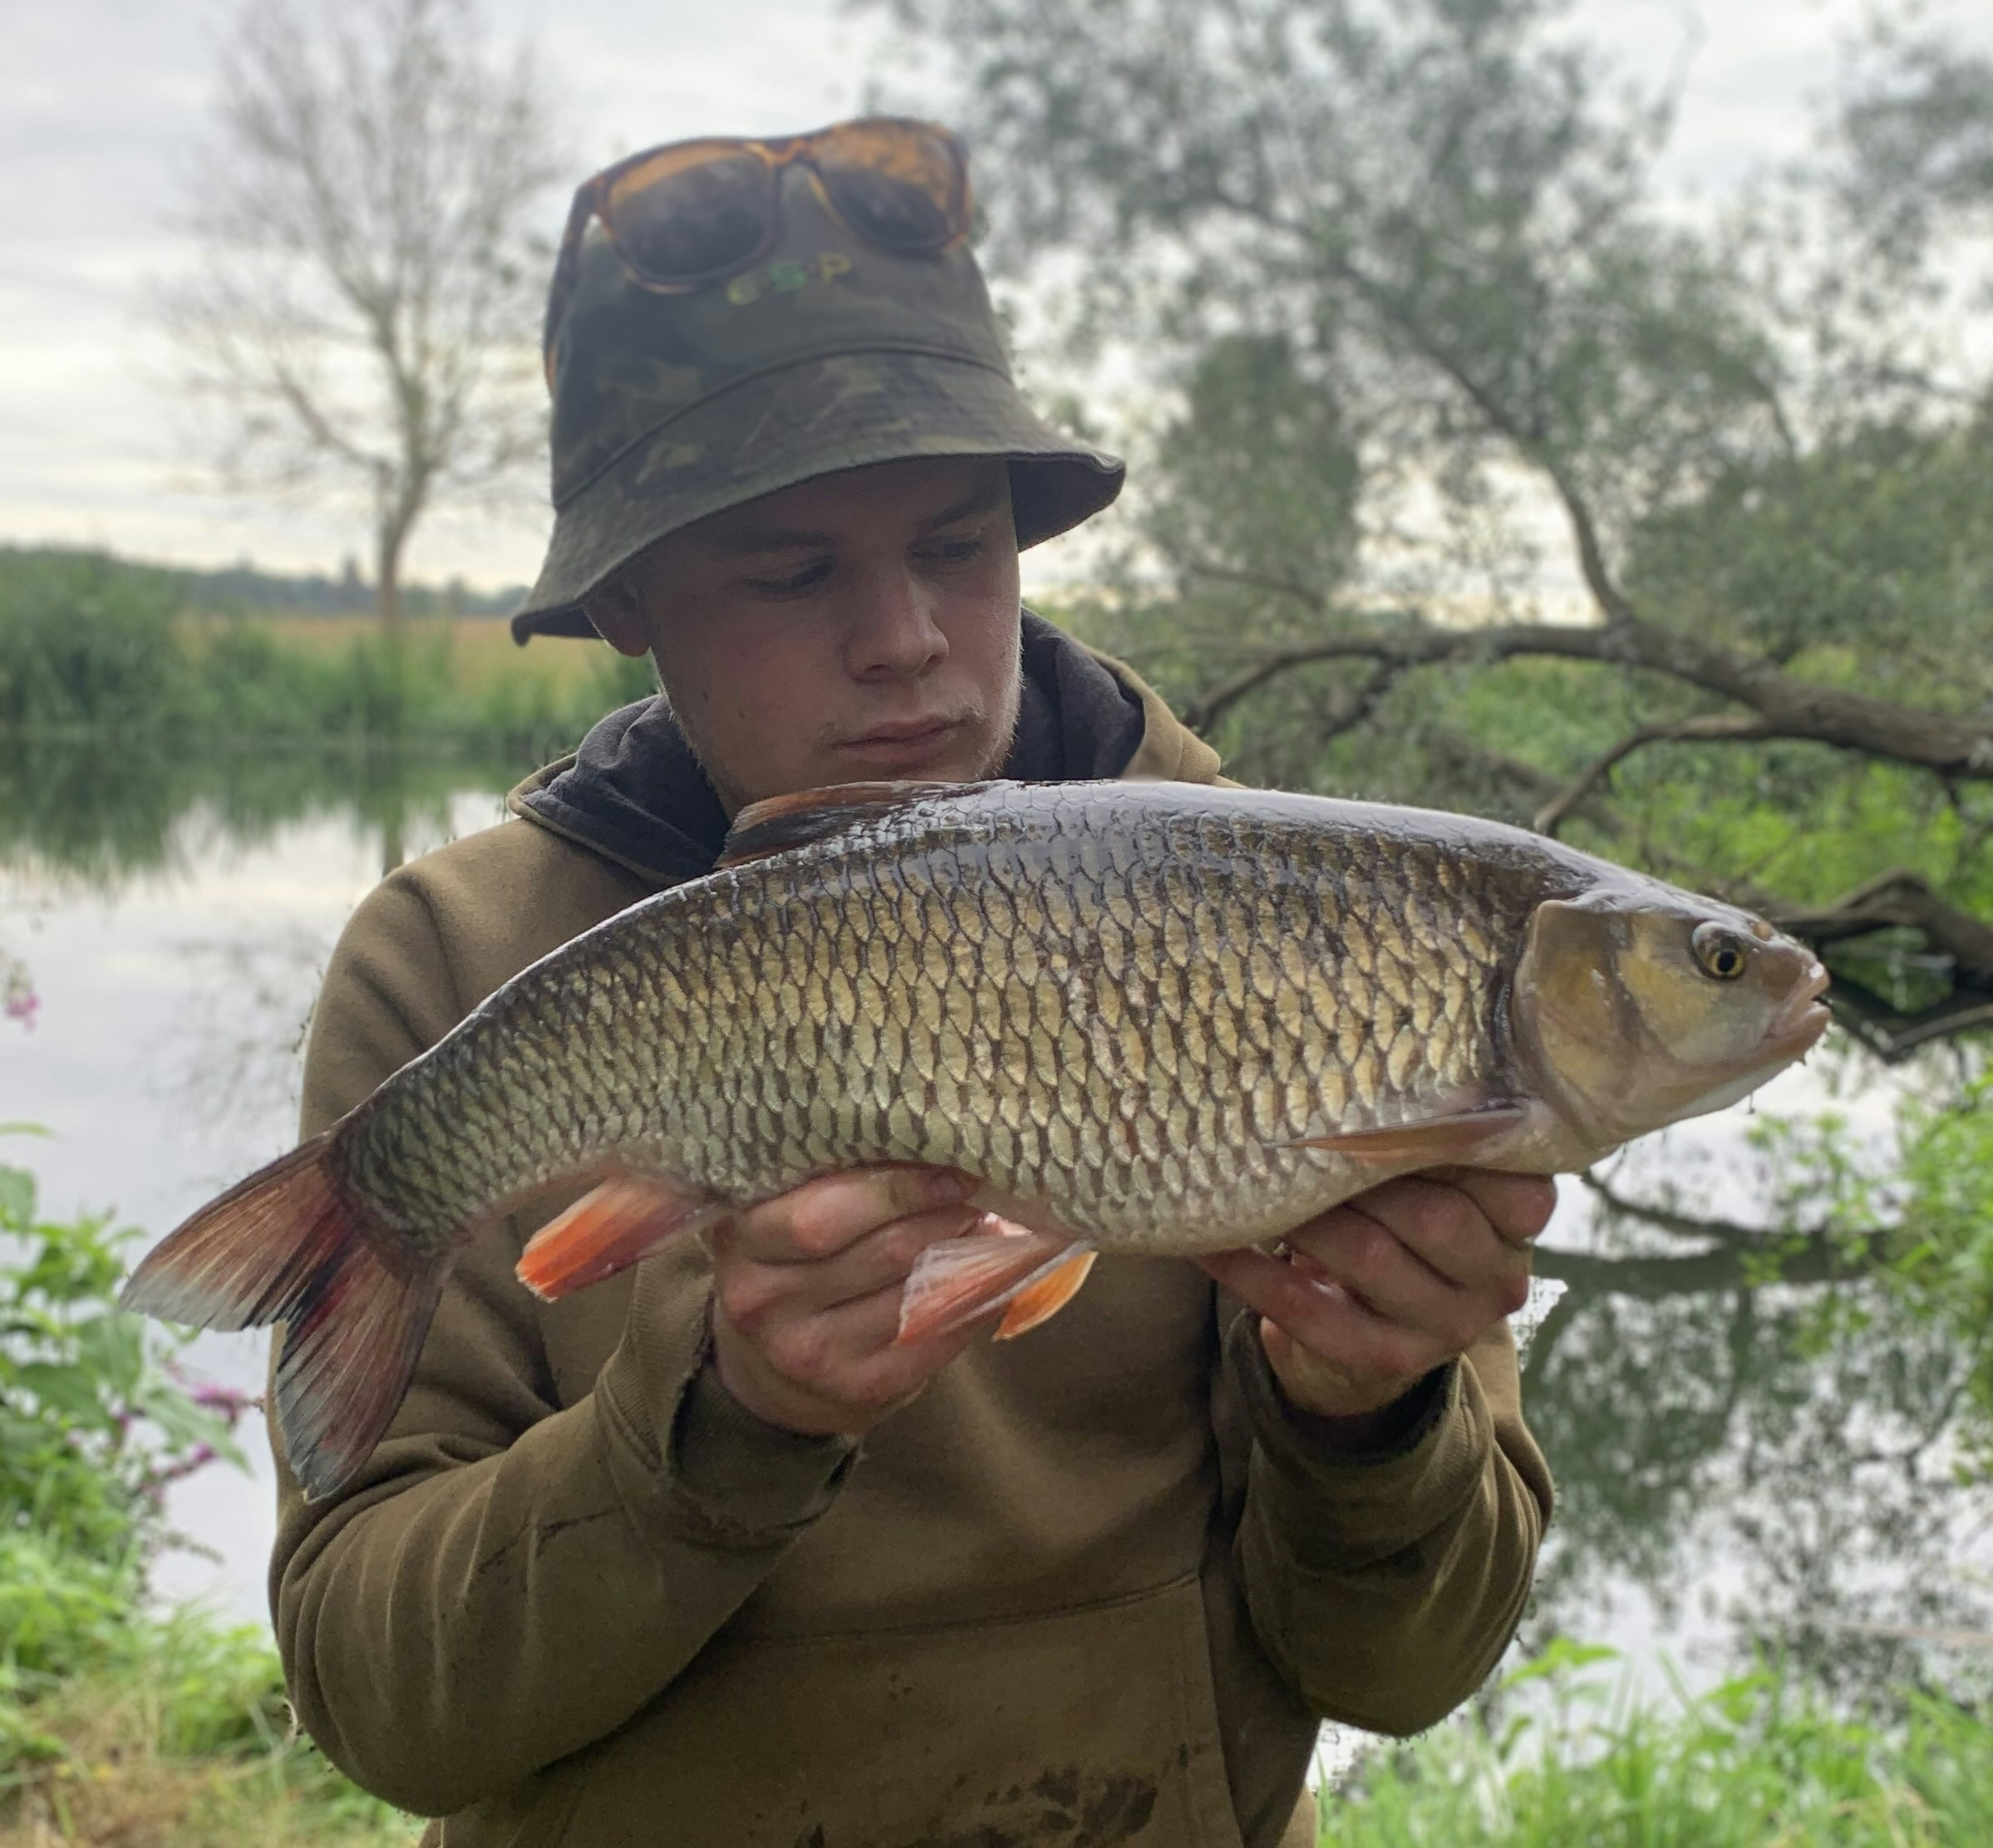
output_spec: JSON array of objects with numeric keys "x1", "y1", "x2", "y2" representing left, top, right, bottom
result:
[
  {"x1": 1318, "y1": 1646, "x2": 1993, "y2": 1846},
  {"x1": 0, "y1": 1616, "x2": 416, "y2": 1848}
]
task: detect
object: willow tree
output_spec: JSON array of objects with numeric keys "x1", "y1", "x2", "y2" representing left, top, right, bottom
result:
[
  {"x1": 875, "y1": 0, "x2": 1993, "y2": 1062},
  {"x1": 164, "y1": 0, "x2": 563, "y2": 639}
]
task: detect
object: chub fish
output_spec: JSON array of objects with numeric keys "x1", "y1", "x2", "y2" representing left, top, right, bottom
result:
[{"x1": 121, "y1": 779, "x2": 1832, "y2": 1498}]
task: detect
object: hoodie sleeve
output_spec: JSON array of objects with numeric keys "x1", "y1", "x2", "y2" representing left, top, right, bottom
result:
[
  {"x1": 1219, "y1": 1305, "x2": 1553, "y2": 1736},
  {"x1": 268, "y1": 866, "x2": 854, "y2": 1819}
]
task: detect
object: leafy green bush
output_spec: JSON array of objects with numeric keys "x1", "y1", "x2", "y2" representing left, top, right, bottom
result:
[
  {"x1": 0, "y1": 1142, "x2": 247, "y2": 1621},
  {"x1": 1744, "y1": 1065, "x2": 1993, "y2": 1475},
  {"x1": 0, "y1": 553, "x2": 184, "y2": 731},
  {"x1": 1320, "y1": 1640, "x2": 1993, "y2": 1846},
  {"x1": 0, "y1": 1143, "x2": 412, "y2": 1841}
]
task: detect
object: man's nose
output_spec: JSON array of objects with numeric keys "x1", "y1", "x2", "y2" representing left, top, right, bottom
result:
[{"x1": 844, "y1": 567, "x2": 947, "y2": 678}]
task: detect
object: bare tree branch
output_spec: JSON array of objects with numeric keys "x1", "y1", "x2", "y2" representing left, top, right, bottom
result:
[{"x1": 1534, "y1": 715, "x2": 1779, "y2": 835}]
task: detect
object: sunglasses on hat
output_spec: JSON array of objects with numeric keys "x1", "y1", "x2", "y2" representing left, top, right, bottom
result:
[{"x1": 541, "y1": 116, "x2": 974, "y2": 385}]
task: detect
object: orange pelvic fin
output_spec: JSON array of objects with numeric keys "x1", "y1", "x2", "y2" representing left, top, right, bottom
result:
[
  {"x1": 515, "y1": 1174, "x2": 721, "y2": 1301},
  {"x1": 895, "y1": 1221, "x2": 1081, "y2": 1345},
  {"x1": 994, "y1": 1247, "x2": 1099, "y2": 1339},
  {"x1": 1284, "y1": 1101, "x2": 1529, "y2": 1163},
  {"x1": 119, "y1": 1133, "x2": 445, "y2": 1504}
]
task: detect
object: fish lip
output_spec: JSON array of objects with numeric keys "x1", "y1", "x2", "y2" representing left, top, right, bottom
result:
[{"x1": 1766, "y1": 961, "x2": 1833, "y2": 1053}]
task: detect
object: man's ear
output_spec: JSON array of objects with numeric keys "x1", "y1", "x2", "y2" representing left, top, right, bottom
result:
[{"x1": 581, "y1": 573, "x2": 652, "y2": 659}]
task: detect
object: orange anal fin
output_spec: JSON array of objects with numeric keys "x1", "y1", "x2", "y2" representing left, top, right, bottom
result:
[
  {"x1": 894, "y1": 1221, "x2": 1080, "y2": 1346},
  {"x1": 515, "y1": 1175, "x2": 720, "y2": 1301},
  {"x1": 994, "y1": 1247, "x2": 1098, "y2": 1339},
  {"x1": 1282, "y1": 1103, "x2": 1529, "y2": 1164}
]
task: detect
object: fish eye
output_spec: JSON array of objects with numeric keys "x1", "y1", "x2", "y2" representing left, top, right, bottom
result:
[{"x1": 1691, "y1": 922, "x2": 1749, "y2": 981}]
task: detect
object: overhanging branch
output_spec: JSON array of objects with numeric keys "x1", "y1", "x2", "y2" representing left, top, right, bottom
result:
[
  {"x1": 1182, "y1": 617, "x2": 1993, "y2": 783},
  {"x1": 1534, "y1": 715, "x2": 1779, "y2": 835}
]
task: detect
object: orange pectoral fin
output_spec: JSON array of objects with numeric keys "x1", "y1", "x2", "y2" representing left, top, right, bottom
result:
[
  {"x1": 515, "y1": 1174, "x2": 722, "y2": 1301},
  {"x1": 994, "y1": 1248, "x2": 1099, "y2": 1339},
  {"x1": 1282, "y1": 1102, "x2": 1530, "y2": 1164},
  {"x1": 894, "y1": 1221, "x2": 1085, "y2": 1345}
]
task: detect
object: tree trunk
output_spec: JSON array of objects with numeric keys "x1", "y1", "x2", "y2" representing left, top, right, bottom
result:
[{"x1": 375, "y1": 519, "x2": 405, "y2": 648}]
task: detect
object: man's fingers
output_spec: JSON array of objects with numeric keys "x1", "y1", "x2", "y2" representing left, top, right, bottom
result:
[
  {"x1": 1425, "y1": 1167, "x2": 1557, "y2": 1251},
  {"x1": 716, "y1": 1202, "x2": 988, "y2": 1328},
  {"x1": 728, "y1": 1165, "x2": 975, "y2": 1264},
  {"x1": 717, "y1": 1269, "x2": 995, "y2": 1430},
  {"x1": 1292, "y1": 1174, "x2": 1538, "y2": 1296},
  {"x1": 1195, "y1": 1247, "x2": 1444, "y2": 1381},
  {"x1": 1283, "y1": 1202, "x2": 1489, "y2": 1347}
]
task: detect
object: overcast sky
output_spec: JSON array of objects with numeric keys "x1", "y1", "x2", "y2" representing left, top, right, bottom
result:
[{"x1": 1, "y1": 0, "x2": 1987, "y2": 596}]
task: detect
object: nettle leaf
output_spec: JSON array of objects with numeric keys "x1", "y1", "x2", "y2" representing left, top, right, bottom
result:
[
  {"x1": 71, "y1": 1315, "x2": 145, "y2": 1398},
  {"x1": 0, "y1": 1164, "x2": 35, "y2": 1231},
  {"x1": 12, "y1": 1361, "x2": 113, "y2": 1428}
]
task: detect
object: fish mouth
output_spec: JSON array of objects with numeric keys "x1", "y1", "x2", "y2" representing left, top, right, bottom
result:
[{"x1": 1765, "y1": 960, "x2": 1833, "y2": 1054}]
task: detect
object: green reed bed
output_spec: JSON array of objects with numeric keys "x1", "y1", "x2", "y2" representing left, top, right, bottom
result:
[
  {"x1": 0, "y1": 548, "x2": 650, "y2": 761},
  {"x1": 1321, "y1": 1642, "x2": 1992, "y2": 1847}
]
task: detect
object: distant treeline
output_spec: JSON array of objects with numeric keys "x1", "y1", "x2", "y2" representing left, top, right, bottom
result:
[{"x1": 0, "y1": 543, "x2": 527, "y2": 619}]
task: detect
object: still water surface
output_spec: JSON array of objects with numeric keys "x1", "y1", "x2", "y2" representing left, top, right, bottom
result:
[{"x1": 4, "y1": 745, "x2": 1989, "y2": 1720}]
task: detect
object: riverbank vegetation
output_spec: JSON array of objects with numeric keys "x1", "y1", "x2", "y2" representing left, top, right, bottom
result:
[
  {"x1": 0, "y1": 1142, "x2": 415, "y2": 1846},
  {"x1": 0, "y1": 547, "x2": 649, "y2": 764},
  {"x1": 1320, "y1": 1644, "x2": 1992, "y2": 1846}
]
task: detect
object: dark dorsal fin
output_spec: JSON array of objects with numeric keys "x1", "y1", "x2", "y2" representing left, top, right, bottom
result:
[{"x1": 716, "y1": 780, "x2": 987, "y2": 869}]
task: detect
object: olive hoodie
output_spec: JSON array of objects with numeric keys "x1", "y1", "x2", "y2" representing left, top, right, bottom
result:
[{"x1": 270, "y1": 617, "x2": 1553, "y2": 1848}]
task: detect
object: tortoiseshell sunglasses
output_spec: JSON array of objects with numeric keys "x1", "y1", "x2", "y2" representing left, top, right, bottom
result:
[{"x1": 540, "y1": 116, "x2": 973, "y2": 383}]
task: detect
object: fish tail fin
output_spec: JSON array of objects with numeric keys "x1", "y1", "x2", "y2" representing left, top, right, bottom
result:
[
  {"x1": 120, "y1": 1134, "x2": 444, "y2": 1502},
  {"x1": 515, "y1": 1174, "x2": 721, "y2": 1302}
]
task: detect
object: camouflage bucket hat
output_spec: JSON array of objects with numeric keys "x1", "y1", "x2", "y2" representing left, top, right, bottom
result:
[{"x1": 510, "y1": 133, "x2": 1124, "y2": 642}]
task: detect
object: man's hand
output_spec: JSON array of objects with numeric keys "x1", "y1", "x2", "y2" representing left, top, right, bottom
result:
[
  {"x1": 706, "y1": 1167, "x2": 991, "y2": 1438},
  {"x1": 1196, "y1": 1169, "x2": 1555, "y2": 1442}
]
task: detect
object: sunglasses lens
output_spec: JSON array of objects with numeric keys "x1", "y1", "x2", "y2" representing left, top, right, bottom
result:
[
  {"x1": 608, "y1": 150, "x2": 774, "y2": 283},
  {"x1": 815, "y1": 123, "x2": 965, "y2": 253}
]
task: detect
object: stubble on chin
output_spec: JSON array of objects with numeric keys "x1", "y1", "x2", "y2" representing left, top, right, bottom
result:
[{"x1": 966, "y1": 648, "x2": 1024, "y2": 783}]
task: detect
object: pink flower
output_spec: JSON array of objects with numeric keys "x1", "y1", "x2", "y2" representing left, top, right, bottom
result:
[{"x1": 2, "y1": 953, "x2": 32, "y2": 1031}]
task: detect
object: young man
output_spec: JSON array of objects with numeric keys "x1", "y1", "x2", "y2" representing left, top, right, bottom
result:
[{"x1": 273, "y1": 120, "x2": 1553, "y2": 1848}]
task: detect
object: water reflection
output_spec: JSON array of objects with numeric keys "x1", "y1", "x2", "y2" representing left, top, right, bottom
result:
[
  {"x1": 0, "y1": 735, "x2": 518, "y2": 887},
  {"x1": 1528, "y1": 1209, "x2": 1991, "y2": 1703},
  {"x1": 5, "y1": 746, "x2": 1990, "y2": 1708}
]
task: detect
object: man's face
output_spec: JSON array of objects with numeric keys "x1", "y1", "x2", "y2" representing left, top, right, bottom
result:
[{"x1": 589, "y1": 456, "x2": 1024, "y2": 816}]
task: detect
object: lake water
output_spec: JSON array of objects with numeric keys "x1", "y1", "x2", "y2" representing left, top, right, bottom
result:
[{"x1": 5, "y1": 741, "x2": 1990, "y2": 1735}]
